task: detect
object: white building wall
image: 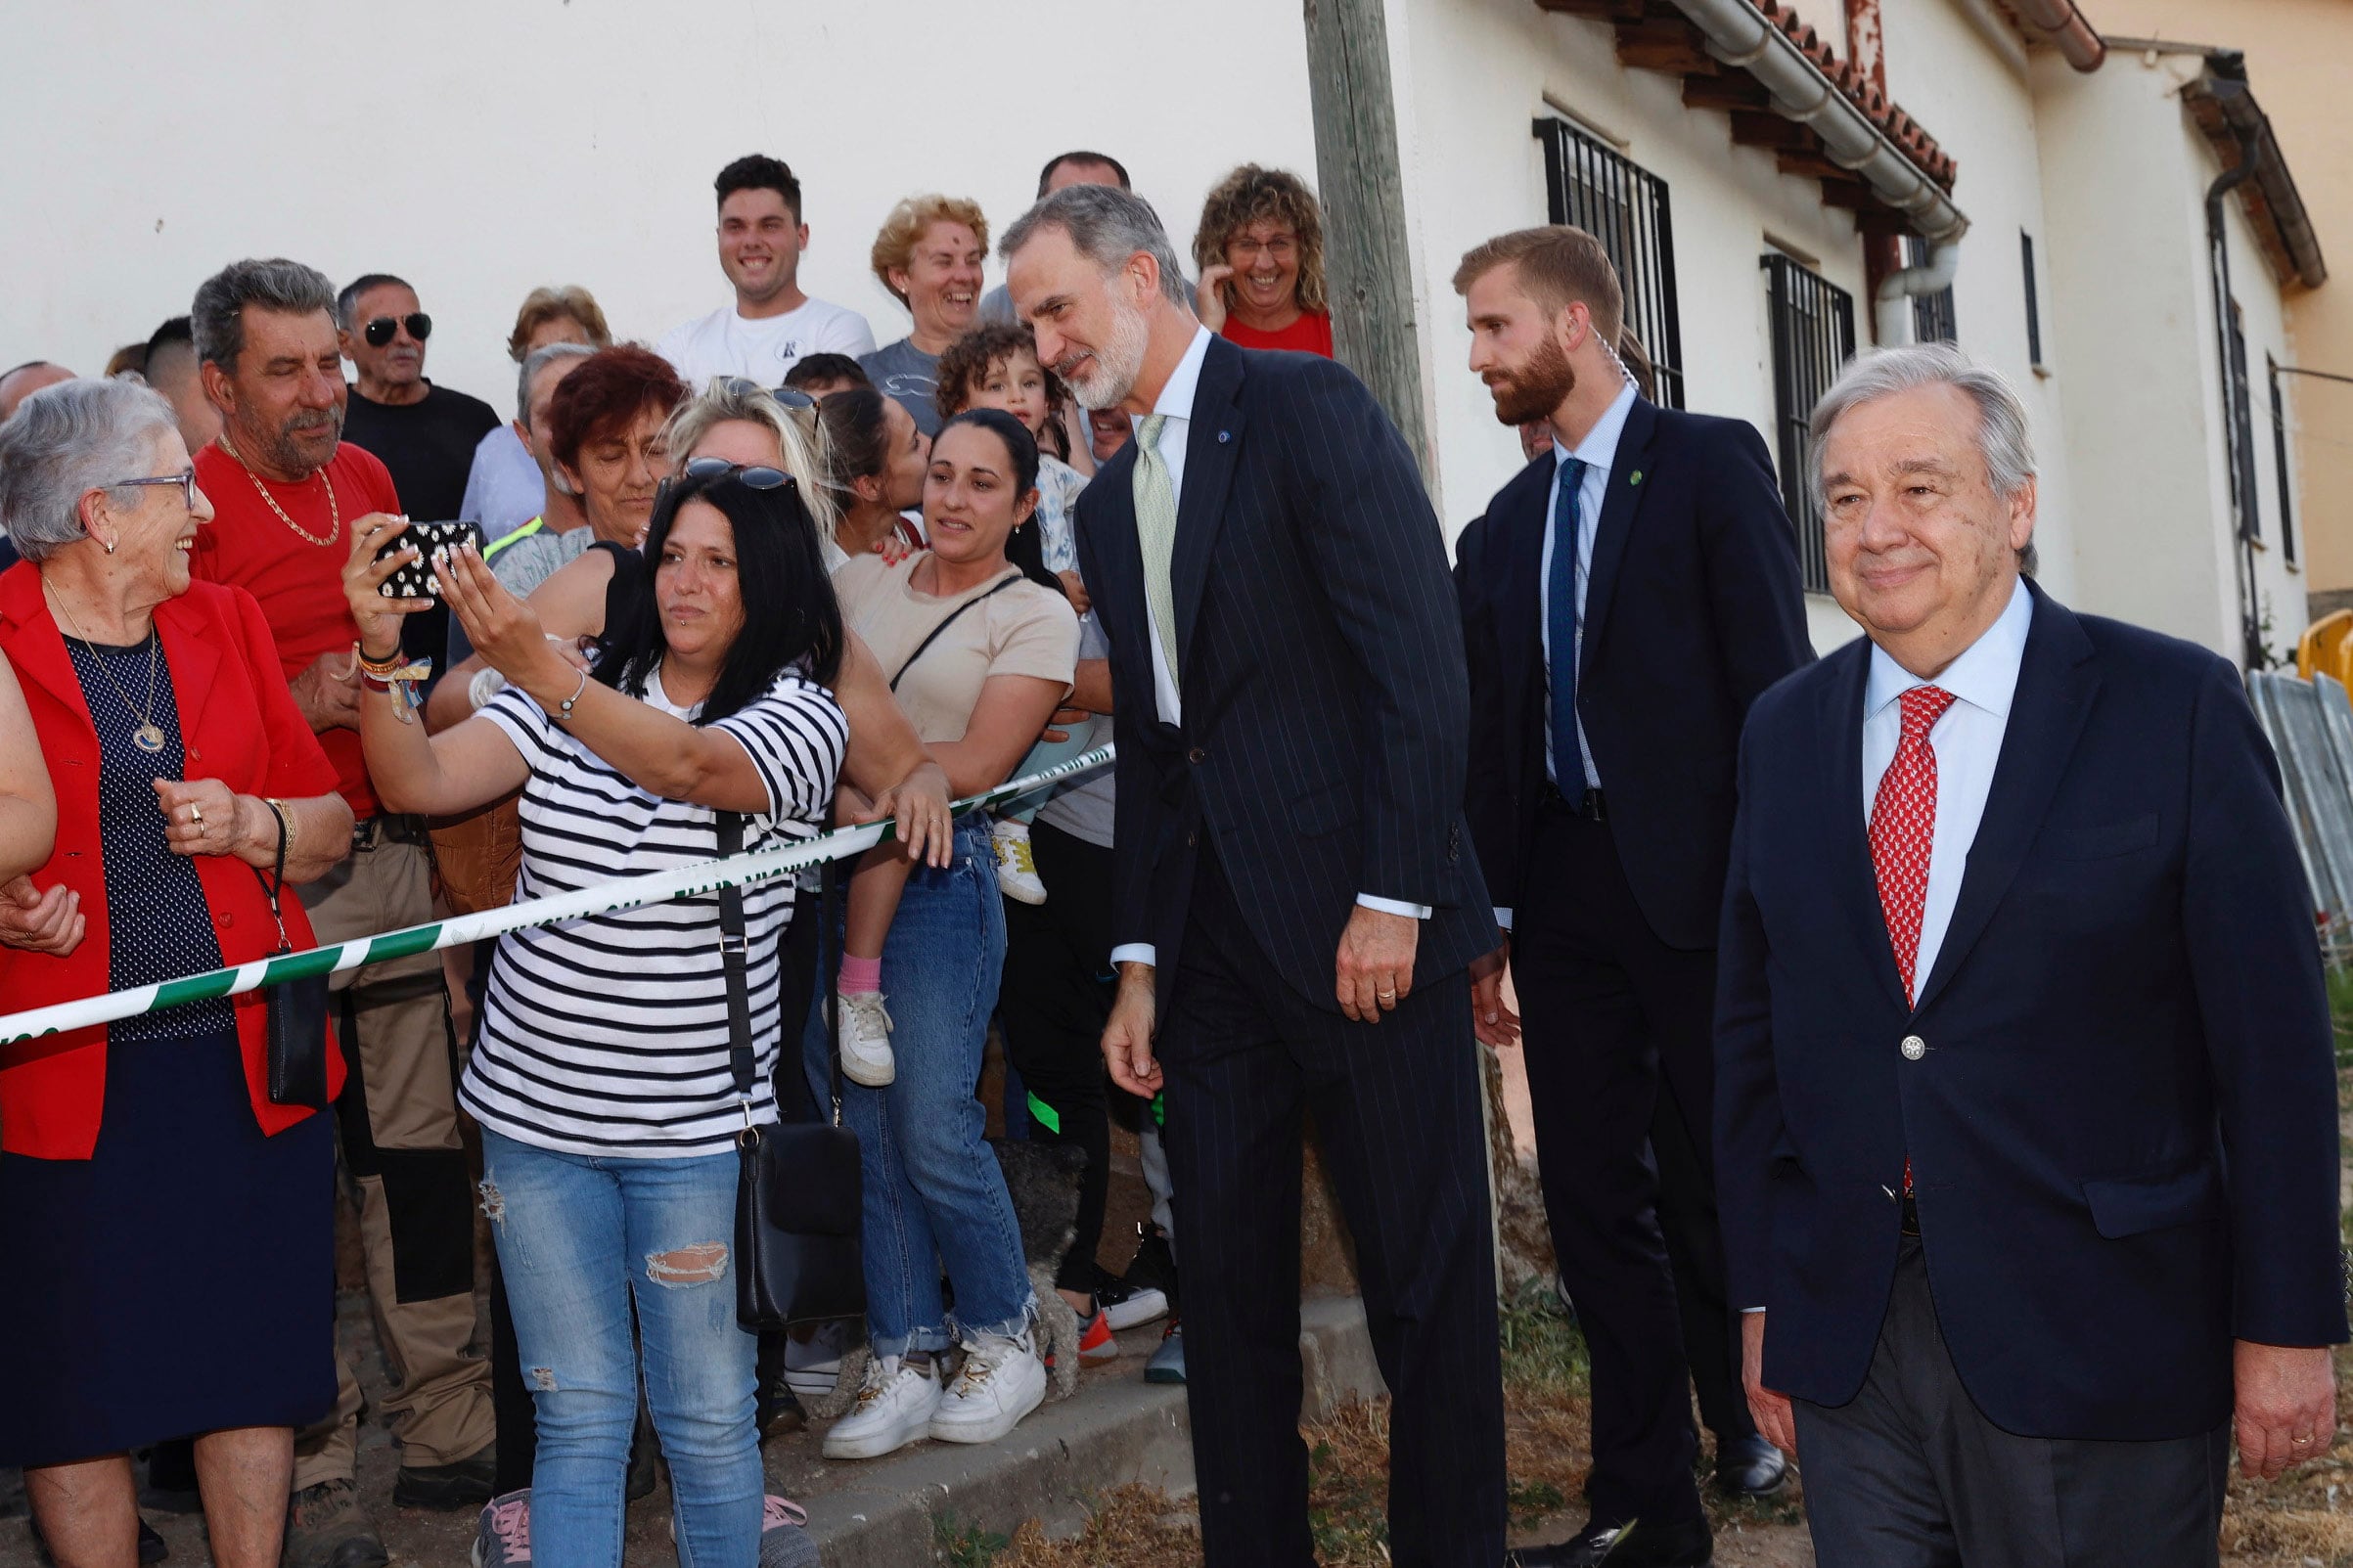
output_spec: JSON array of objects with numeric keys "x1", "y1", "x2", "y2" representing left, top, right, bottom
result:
[
  {"x1": 1877, "y1": 0, "x2": 2083, "y2": 608},
  {"x1": 0, "y1": 0, "x2": 1317, "y2": 428},
  {"x1": 1389, "y1": 0, "x2": 1868, "y2": 653},
  {"x1": 2032, "y1": 46, "x2": 2308, "y2": 658}
]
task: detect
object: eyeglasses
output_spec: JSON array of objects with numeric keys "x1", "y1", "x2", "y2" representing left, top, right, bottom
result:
[
  {"x1": 108, "y1": 470, "x2": 200, "y2": 508},
  {"x1": 363, "y1": 313, "x2": 433, "y2": 347},
  {"x1": 716, "y1": 375, "x2": 818, "y2": 411}
]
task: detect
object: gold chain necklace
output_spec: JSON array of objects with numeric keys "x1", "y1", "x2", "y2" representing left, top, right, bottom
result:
[
  {"x1": 46, "y1": 583, "x2": 168, "y2": 754},
  {"x1": 216, "y1": 432, "x2": 339, "y2": 547}
]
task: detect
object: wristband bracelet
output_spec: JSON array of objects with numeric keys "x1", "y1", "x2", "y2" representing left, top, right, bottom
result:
[
  {"x1": 555, "y1": 666, "x2": 590, "y2": 723},
  {"x1": 357, "y1": 647, "x2": 408, "y2": 679}
]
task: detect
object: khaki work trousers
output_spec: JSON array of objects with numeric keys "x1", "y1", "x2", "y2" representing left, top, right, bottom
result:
[{"x1": 291, "y1": 833, "x2": 493, "y2": 1489}]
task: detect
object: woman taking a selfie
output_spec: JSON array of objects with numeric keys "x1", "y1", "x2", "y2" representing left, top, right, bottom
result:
[{"x1": 343, "y1": 461, "x2": 938, "y2": 1565}]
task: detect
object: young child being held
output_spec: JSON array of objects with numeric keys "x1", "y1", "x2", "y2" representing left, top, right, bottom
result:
[{"x1": 934, "y1": 325, "x2": 1094, "y2": 905}]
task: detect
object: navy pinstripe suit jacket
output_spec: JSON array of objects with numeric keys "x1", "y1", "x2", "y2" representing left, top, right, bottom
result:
[{"x1": 1072, "y1": 336, "x2": 1497, "y2": 1014}]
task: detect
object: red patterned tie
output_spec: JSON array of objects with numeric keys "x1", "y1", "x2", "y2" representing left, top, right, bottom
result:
[
  {"x1": 1870, "y1": 684, "x2": 1957, "y2": 1005},
  {"x1": 1871, "y1": 684, "x2": 1955, "y2": 1200}
]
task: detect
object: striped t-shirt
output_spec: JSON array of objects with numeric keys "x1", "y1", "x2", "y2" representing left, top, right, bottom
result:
[{"x1": 459, "y1": 664, "x2": 847, "y2": 1157}]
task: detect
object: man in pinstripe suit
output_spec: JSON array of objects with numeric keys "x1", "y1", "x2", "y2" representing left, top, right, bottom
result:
[{"x1": 1006, "y1": 185, "x2": 1506, "y2": 1567}]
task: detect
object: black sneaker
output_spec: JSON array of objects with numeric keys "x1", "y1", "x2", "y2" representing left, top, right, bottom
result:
[
  {"x1": 392, "y1": 1448, "x2": 497, "y2": 1511},
  {"x1": 1101, "y1": 1223, "x2": 1179, "y2": 1330}
]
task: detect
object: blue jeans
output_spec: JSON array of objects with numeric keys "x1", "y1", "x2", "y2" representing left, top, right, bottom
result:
[
  {"x1": 804, "y1": 819, "x2": 1034, "y2": 1357},
  {"x1": 479, "y1": 1130, "x2": 760, "y2": 1568}
]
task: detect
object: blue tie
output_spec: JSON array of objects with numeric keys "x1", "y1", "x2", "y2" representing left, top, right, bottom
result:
[{"x1": 1548, "y1": 458, "x2": 1588, "y2": 789}]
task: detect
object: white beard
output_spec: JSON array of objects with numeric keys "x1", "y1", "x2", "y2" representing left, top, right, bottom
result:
[{"x1": 1063, "y1": 294, "x2": 1152, "y2": 411}]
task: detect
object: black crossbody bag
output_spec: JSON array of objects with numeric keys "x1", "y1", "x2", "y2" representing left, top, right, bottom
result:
[
  {"x1": 718, "y1": 811, "x2": 866, "y2": 1330},
  {"x1": 252, "y1": 806, "x2": 332, "y2": 1109}
]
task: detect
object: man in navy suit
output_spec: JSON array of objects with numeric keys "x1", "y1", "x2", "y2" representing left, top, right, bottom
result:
[
  {"x1": 1454, "y1": 227, "x2": 1812, "y2": 1568},
  {"x1": 1718, "y1": 342, "x2": 2344, "y2": 1563},
  {"x1": 1003, "y1": 186, "x2": 1505, "y2": 1567}
]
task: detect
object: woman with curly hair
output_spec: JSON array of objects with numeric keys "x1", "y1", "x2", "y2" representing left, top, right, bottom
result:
[
  {"x1": 859, "y1": 195, "x2": 988, "y2": 439},
  {"x1": 1191, "y1": 163, "x2": 1335, "y2": 358}
]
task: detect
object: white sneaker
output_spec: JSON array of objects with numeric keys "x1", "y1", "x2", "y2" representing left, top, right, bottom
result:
[
  {"x1": 991, "y1": 819, "x2": 1048, "y2": 906},
  {"x1": 837, "y1": 990, "x2": 895, "y2": 1087},
  {"x1": 928, "y1": 1329, "x2": 1048, "y2": 1445},
  {"x1": 820, "y1": 1354, "x2": 940, "y2": 1459}
]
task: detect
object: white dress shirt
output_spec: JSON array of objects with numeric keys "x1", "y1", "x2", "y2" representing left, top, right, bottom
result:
[
  {"x1": 1109, "y1": 327, "x2": 1427, "y2": 972},
  {"x1": 1861, "y1": 575, "x2": 2034, "y2": 988},
  {"x1": 1496, "y1": 379, "x2": 1636, "y2": 933}
]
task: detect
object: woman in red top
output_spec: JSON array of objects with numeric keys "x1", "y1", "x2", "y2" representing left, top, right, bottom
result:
[
  {"x1": 1192, "y1": 163, "x2": 1337, "y2": 358},
  {"x1": 0, "y1": 379, "x2": 353, "y2": 1568}
]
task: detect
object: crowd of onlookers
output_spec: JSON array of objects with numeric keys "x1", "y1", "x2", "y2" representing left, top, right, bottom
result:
[{"x1": 0, "y1": 148, "x2": 1337, "y2": 1568}]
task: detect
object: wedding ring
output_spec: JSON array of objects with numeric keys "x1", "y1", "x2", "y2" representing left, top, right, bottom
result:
[
  {"x1": 1377, "y1": 989, "x2": 1397, "y2": 1002},
  {"x1": 2294, "y1": 1434, "x2": 2314, "y2": 1446},
  {"x1": 190, "y1": 805, "x2": 204, "y2": 828}
]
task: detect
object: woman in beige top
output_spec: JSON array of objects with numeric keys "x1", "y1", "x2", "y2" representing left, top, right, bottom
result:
[{"x1": 816, "y1": 408, "x2": 1079, "y2": 1461}]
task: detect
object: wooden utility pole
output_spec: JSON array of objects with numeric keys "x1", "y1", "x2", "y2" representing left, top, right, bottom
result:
[{"x1": 1303, "y1": 0, "x2": 1432, "y2": 472}]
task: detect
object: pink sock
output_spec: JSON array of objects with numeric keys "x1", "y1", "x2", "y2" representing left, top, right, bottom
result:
[{"x1": 839, "y1": 956, "x2": 882, "y2": 995}]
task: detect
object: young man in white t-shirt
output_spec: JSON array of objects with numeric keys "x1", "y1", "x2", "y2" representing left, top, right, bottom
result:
[{"x1": 656, "y1": 154, "x2": 876, "y2": 390}]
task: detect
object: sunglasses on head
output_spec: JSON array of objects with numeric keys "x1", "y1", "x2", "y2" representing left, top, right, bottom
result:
[
  {"x1": 363, "y1": 313, "x2": 432, "y2": 347},
  {"x1": 656, "y1": 457, "x2": 797, "y2": 507}
]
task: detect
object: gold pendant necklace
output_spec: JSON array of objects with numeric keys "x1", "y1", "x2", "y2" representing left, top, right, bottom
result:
[
  {"x1": 47, "y1": 585, "x2": 167, "y2": 754},
  {"x1": 216, "y1": 432, "x2": 339, "y2": 547}
]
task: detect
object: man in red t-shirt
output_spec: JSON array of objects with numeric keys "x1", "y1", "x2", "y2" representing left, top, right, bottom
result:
[{"x1": 189, "y1": 259, "x2": 494, "y2": 1559}]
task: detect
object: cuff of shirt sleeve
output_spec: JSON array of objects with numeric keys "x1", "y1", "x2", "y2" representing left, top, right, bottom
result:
[
  {"x1": 1494, "y1": 908, "x2": 1513, "y2": 932},
  {"x1": 1109, "y1": 944, "x2": 1156, "y2": 968},
  {"x1": 1742, "y1": 1306, "x2": 1766, "y2": 1314},
  {"x1": 1357, "y1": 893, "x2": 1432, "y2": 919}
]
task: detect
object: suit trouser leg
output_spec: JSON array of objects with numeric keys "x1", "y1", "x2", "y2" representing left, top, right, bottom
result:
[
  {"x1": 1796, "y1": 1236, "x2": 2228, "y2": 1568},
  {"x1": 1633, "y1": 943, "x2": 1755, "y2": 1448},
  {"x1": 293, "y1": 837, "x2": 493, "y2": 1489},
  {"x1": 998, "y1": 824, "x2": 1117, "y2": 1295},
  {"x1": 1158, "y1": 851, "x2": 1504, "y2": 1568},
  {"x1": 1515, "y1": 809, "x2": 1704, "y2": 1527}
]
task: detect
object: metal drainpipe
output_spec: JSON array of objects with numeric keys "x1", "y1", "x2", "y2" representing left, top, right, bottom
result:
[
  {"x1": 1874, "y1": 240, "x2": 1961, "y2": 347},
  {"x1": 2207, "y1": 157, "x2": 2263, "y2": 668}
]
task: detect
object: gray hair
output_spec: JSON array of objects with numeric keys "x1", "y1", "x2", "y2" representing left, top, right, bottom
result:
[
  {"x1": 1001, "y1": 184, "x2": 1192, "y2": 309},
  {"x1": 662, "y1": 376, "x2": 840, "y2": 543},
  {"x1": 517, "y1": 341, "x2": 597, "y2": 426},
  {"x1": 0, "y1": 378, "x2": 180, "y2": 562},
  {"x1": 192, "y1": 257, "x2": 337, "y2": 373},
  {"x1": 1810, "y1": 343, "x2": 2039, "y2": 572}
]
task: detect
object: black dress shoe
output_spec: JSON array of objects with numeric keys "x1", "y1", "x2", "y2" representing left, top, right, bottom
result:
[
  {"x1": 1509, "y1": 1516, "x2": 1713, "y2": 1568},
  {"x1": 1712, "y1": 1433, "x2": 1788, "y2": 1498},
  {"x1": 391, "y1": 1448, "x2": 497, "y2": 1510},
  {"x1": 26, "y1": 1513, "x2": 171, "y2": 1564}
]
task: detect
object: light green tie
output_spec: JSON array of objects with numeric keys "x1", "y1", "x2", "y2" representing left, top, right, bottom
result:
[{"x1": 1132, "y1": 413, "x2": 1182, "y2": 694}]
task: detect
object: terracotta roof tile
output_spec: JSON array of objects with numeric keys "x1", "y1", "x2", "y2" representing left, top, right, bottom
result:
[{"x1": 1751, "y1": 0, "x2": 1959, "y2": 190}]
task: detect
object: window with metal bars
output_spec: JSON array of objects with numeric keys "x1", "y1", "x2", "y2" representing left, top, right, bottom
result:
[
  {"x1": 2269, "y1": 356, "x2": 2297, "y2": 563},
  {"x1": 1904, "y1": 235, "x2": 1958, "y2": 343},
  {"x1": 1533, "y1": 116, "x2": 1686, "y2": 408},
  {"x1": 1763, "y1": 253, "x2": 1857, "y2": 594},
  {"x1": 2227, "y1": 299, "x2": 2260, "y2": 543}
]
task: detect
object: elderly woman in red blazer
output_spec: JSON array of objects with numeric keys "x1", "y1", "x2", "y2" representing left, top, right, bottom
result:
[{"x1": 0, "y1": 378, "x2": 353, "y2": 1568}]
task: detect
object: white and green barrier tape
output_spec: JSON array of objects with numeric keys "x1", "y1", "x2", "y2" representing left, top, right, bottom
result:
[{"x1": 0, "y1": 744, "x2": 1112, "y2": 1048}]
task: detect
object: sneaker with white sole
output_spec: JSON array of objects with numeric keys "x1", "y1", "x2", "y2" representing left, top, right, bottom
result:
[
  {"x1": 928, "y1": 1329, "x2": 1048, "y2": 1444},
  {"x1": 837, "y1": 990, "x2": 895, "y2": 1088},
  {"x1": 821, "y1": 1353, "x2": 941, "y2": 1459},
  {"x1": 782, "y1": 1317, "x2": 857, "y2": 1402},
  {"x1": 991, "y1": 819, "x2": 1048, "y2": 905},
  {"x1": 471, "y1": 1490, "x2": 531, "y2": 1567}
]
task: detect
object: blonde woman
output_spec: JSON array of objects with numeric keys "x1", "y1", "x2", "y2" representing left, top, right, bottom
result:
[{"x1": 858, "y1": 195, "x2": 989, "y2": 438}]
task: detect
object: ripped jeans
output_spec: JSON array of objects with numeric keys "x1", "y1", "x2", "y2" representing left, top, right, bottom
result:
[{"x1": 479, "y1": 1129, "x2": 758, "y2": 1568}]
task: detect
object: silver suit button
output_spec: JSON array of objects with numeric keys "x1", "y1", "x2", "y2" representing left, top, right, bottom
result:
[{"x1": 1901, "y1": 1035, "x2": 1926, "y2": 1060}]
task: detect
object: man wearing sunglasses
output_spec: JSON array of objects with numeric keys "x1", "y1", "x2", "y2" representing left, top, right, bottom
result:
[{"x1": 337, "y1": 274, "x2": 500, "y2": 527}]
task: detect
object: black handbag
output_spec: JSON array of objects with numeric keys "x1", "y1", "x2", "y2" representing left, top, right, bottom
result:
[
  {"x1": 252, "y1": 803, "x2": 331, "y2": 1109},
  {"x1": 717, "y1": 810, "x2": 866, "y2": 1331}
]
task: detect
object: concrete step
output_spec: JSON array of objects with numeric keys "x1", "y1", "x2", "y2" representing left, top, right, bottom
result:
[{"x1": 801, "y1": 1296, "x2": 1386, "y2": 1565}]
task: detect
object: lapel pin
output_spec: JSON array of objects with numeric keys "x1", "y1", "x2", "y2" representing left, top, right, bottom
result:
[
  {"x1": 1628, "y1": 470, "x2": 1645, "y2": 486},
  {"x1": 1218, "y1": 429, "x2": 1231, "y2": 443}
]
